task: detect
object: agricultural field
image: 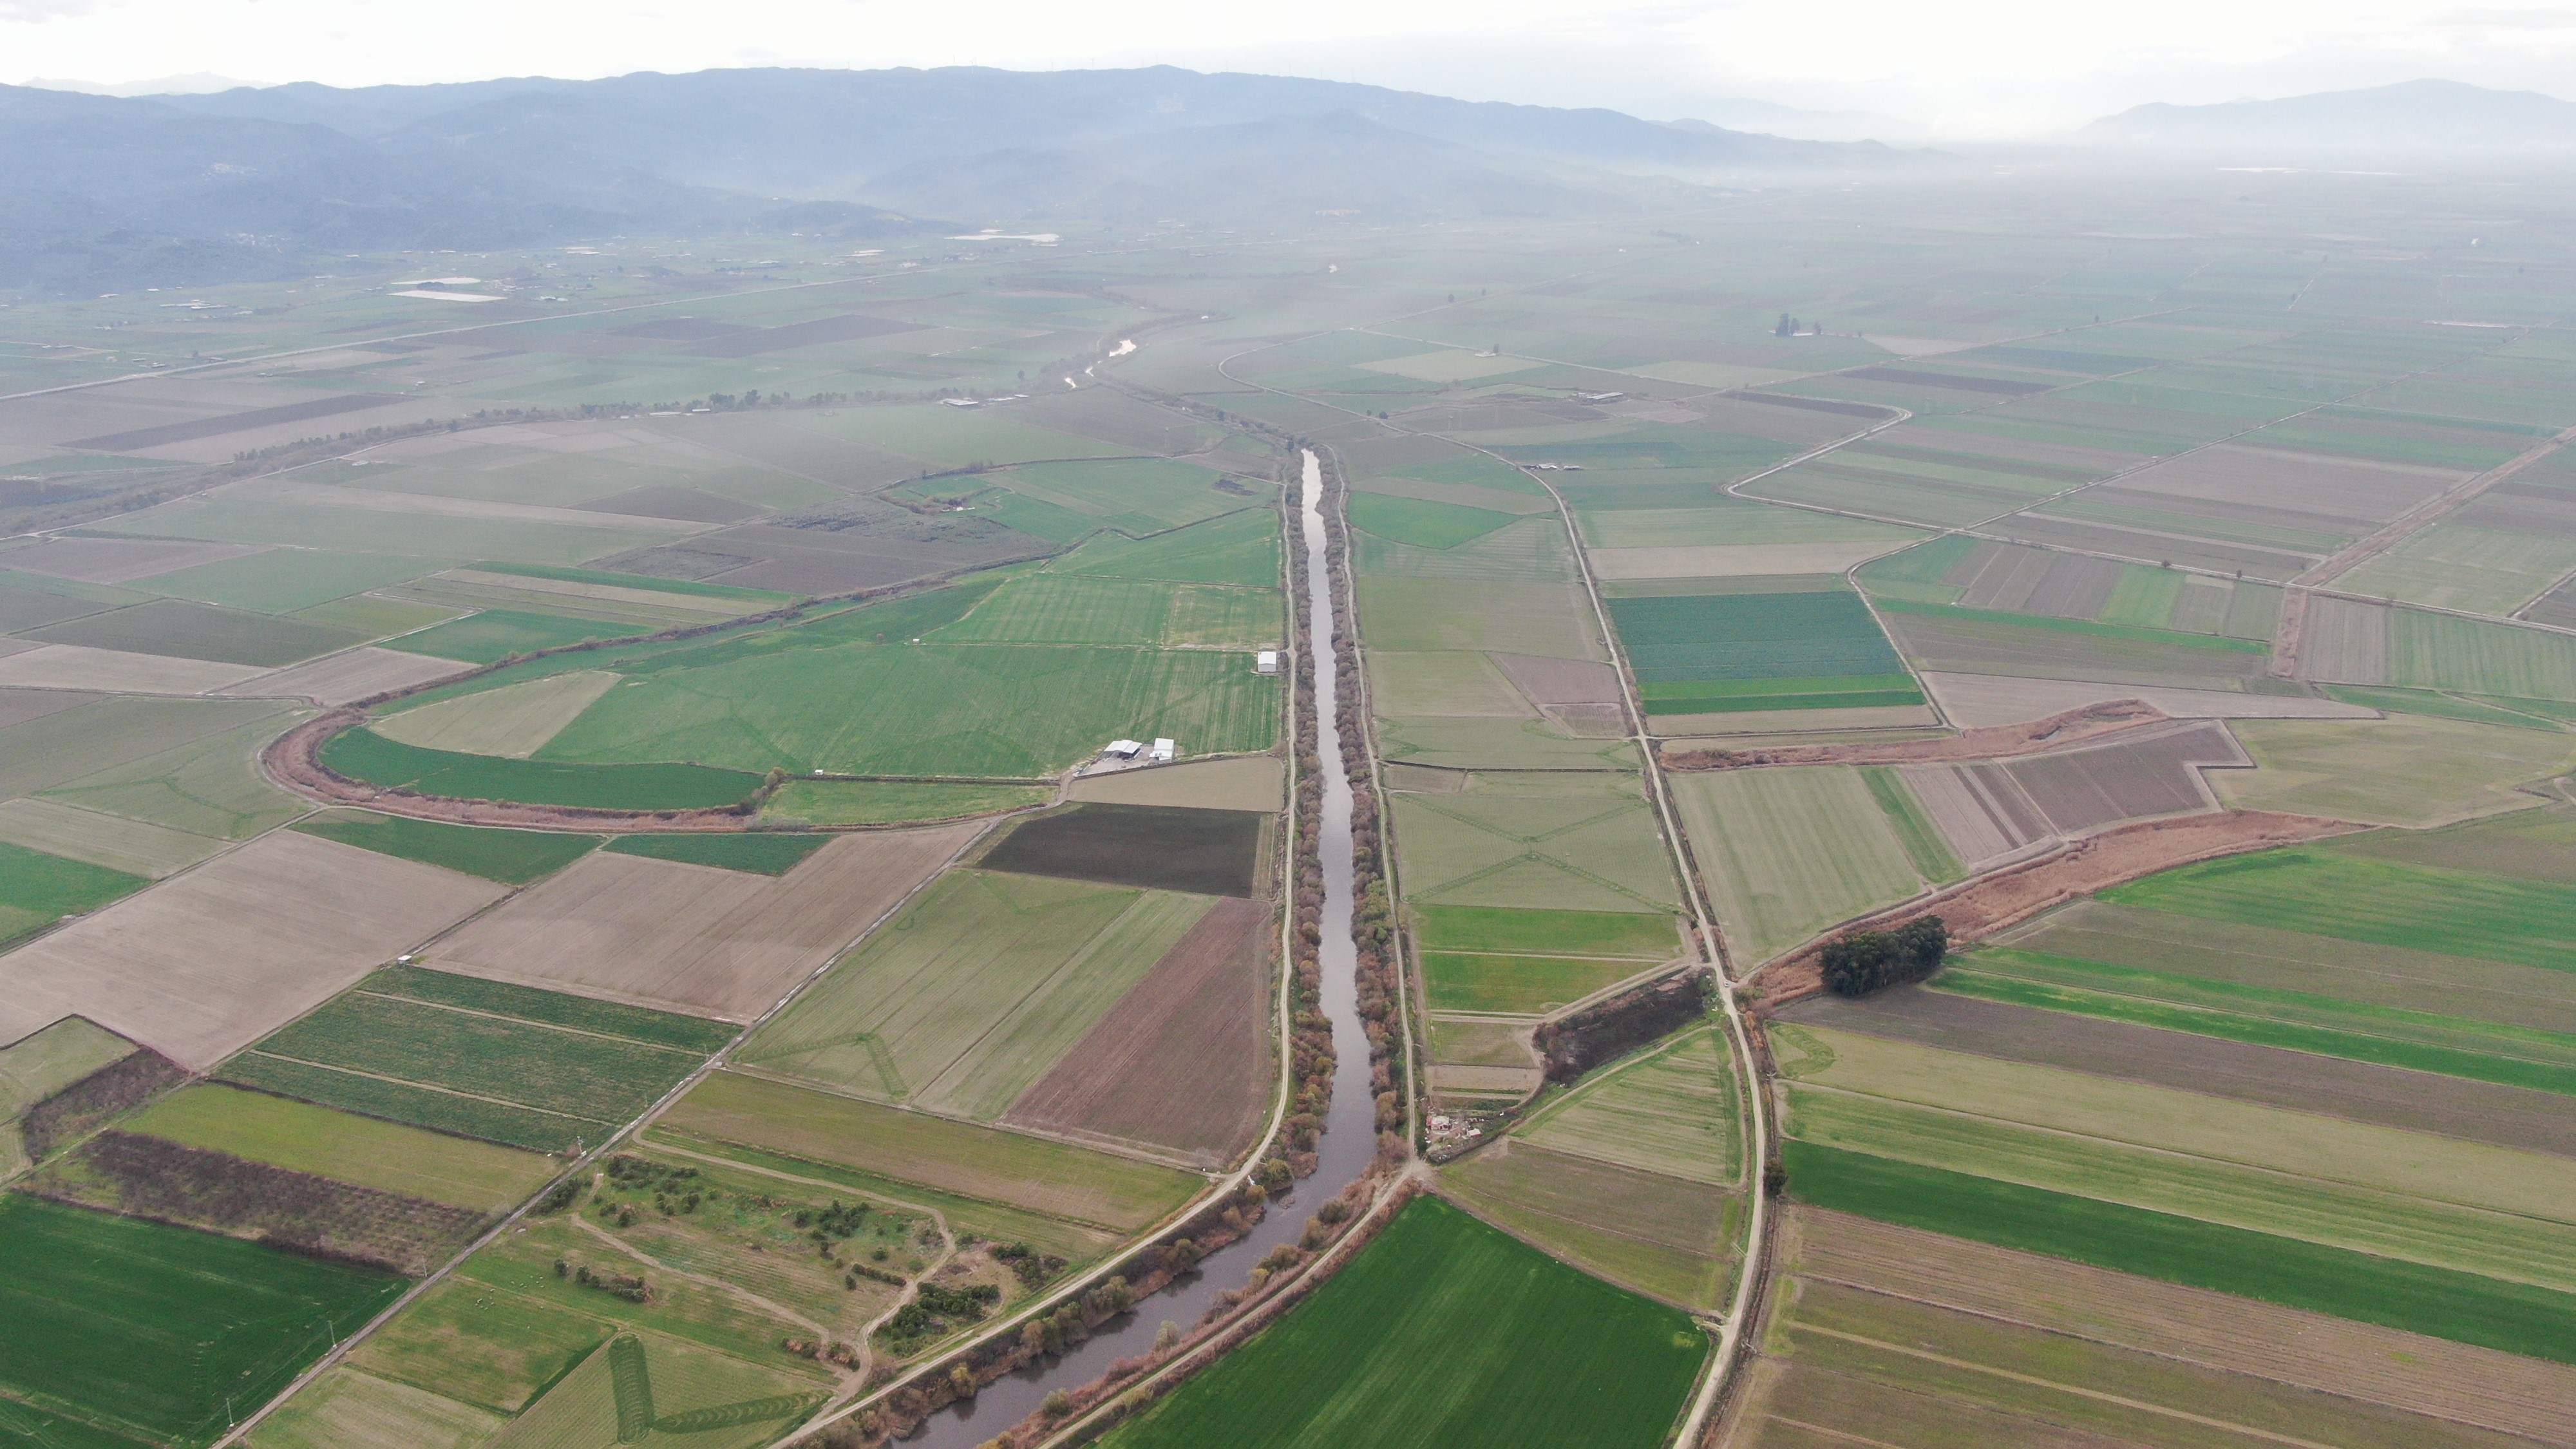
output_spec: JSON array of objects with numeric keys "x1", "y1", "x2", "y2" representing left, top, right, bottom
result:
[
  {"x1": 1413, "y1": 904, "x2": 1683, "y2": 1016},
  {"x1": 1102, "y1": 1197, "x2": 1708, "y2": 1449},
  {"x1": 1610, "y1": 583, "x2": 1923, "y2": 717},
  {"x1": 220, "y1": 963, "x2": 733, "y2": 1153},
  {"x1": 1671, "y1": 766, "x2": 1939, "y2": 965}
]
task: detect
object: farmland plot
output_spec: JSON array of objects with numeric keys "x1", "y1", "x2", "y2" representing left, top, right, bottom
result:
[
  {"x1": 1392, "y1": 774, "x2": 1678, "y2": 914},
  {"x1": 1612, "y1": 587, "x2": 1920, "y2": 715},
  {"x1": 0, "y1": 830, "x2": 507, "y2": 1068},
  {"x1": 2213, "y1": 715, "x2": 2576, "y2": 826},
  {"x1": 424, "y1": 824, "x2": 974, "y2": 1020},
  {"x1": 1671, "y1": 767, "x2": 1928, "y2": 963}
]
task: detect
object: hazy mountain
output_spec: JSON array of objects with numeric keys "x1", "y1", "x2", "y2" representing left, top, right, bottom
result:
[
  {"x1": 0, "y1": 64, "x2": 1916, "y2": 291},
  {"x1": 1670, "y1": 102, "x2": 1924, "y2": 146},
  {"x1": 2082, "y1": 79, "x2": 2576, "y2": 156},
  {"x1": 23, "y1": 73, "x2": 271, "y2": 98}
]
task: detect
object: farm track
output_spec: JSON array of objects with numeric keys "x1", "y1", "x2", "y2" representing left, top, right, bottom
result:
[{"x1": 1663, "y1": 700, "x2": 2166, "y2": 772}]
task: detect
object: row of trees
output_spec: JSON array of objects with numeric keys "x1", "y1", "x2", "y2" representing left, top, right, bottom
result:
[{"x1": 1821, "y1": 916, "x2": 1949, "y2": 997}]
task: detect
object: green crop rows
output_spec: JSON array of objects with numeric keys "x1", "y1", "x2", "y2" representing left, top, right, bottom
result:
[{"x1": 292, "y1": 811, "x2": 601, "y2": 884}]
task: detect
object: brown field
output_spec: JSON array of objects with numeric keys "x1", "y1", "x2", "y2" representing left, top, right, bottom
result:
[
  {"x1": 2000, "y1": 719, "x2": 2244, "y2": 834},
  {"x1": 2117, "y1": 444, "x2": 2465, "y2": 524},
  {"x1": 2293, "y1": 595, "x2": 2392, "y2": 683},
  {"x1": 1588, "y1": 542, "x2": 1895, "y2": 580},
  {"x1": 1490, "y1": 651, "x2": 1623, "y2": 706},
  {"x1": 4, "y1": 537, "x2": 269, "y2": 585},
  {"x1": 1669, "y1": 700, "x2": 2163, "y2": 771},
  {"x1": 1441, "y1": 1141, "x2": 1734, "y2": 1307},
  {"x1": 0, "y1": 687, "x2": 100, "y2": 728},
  {"x1": 0, "y1": 643, "x2": 266, "y2": 694},
  {"x1": 1919, "y1": 671, "x2": 2376, "y2": 727},
  {"x1": 1068, "y1": 755, "x2": 1286, "y2": 812},
  {"x1": 1783, "y1": 986, "x2": 2576, "y2": 1156},
  {"x1": 2002, "y1": 900, "x2": 2576, "y2": 1034},
  {"x1": 422, "y1": 823, "x2": 978, "y2": 1019},
  {"x1": 1426, "y1": 1065, "x2": 1546, "y2": 1095},
  {"x1": 1002, "y1": 895, "x2": 1274, "y2": 1164},
  {"x1": 1881, "y1": 610, "x2": 2270, "y2": 690},
  {"x1": 228, "y1": 647, "x2": 475, "y2": 706},
  {"x1": 0, "y1": 830, "x2": 508, "y2": 1067},
  {"x1": 1897, "y1": 761, "x2": 2050, "y2": 868},
  {"x1": 1786, "y1": 1205, "x2": 2576, "y2": 1446},
  {"x1": 1871, "y1": 423, "x2": 2146, "y2": 475}
]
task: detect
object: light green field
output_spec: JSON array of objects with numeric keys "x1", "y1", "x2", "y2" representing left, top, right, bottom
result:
[
  {"x1": 245, "y1": 1367, "x2": 504, "y2": 1449},
  {"x1": 1521, "y1": 1027, "x2": 1741, "y2": 1186},
  {"x1": 121, "y1": 1084, "x2": 558, "y2": 1212},
  {"x1": 145, "y1": 550, "x2": 452, "y2": 614},
  {"x1": 2213, "y1": 714, "x2": 2576, "y2": 826},
  {"x1": 741, "y1": 871, "x2": 1215, "y2": 1119},
  {"x1": 1356, "y1": 577, "x2": 1604, "y2": 658},
  {"x1": 1785, "y1": 1086, "x2": 2576, "y2": 1293},
  {"x1": 1, "y1": 1016, "x2": 133, "y2": 1180},
  {"x1": 488, "y1": 1331, "x2": 822, "y2": 1449},
  {"x1": 2388, "y1": 609, "x2": 2576, "y2": 701},
  {"x1": 661, "y1": 1071, "x2": 1199, "y2": 1232},
  {"x1": 757, "y1": 778, "x2": 1050, "y2": 825},
  {"x1": 1377, "y1": 715, "x2": 1640, "y2": 770},
  {"x1": 535, "y1": 638, "x2": 1277, "y2": 778},
  {"x1": 1441, "y1": 1144, "x2": 1738, "y2": 1309},
  {"x1": 994, "y1": 458, "x2": 1255, "y2": 532},
  {"x1": 1393, "y1": 781, "x2": 1678, "y2": 913},
  {"x1": 1673, "y1": 766, "x2": 1927, "y2": 963},
  {"x1": 2340, "y1": 524, "x2": 2576, "y2": 616},
  {"x1": 375, "y1": 670, "x2": 622, "y2": 757},
  {"x1": 1051, "y1": 508, "x2": 1282, "y2": 587},
  {"x1": 929, "y1": 573, "x2": 1174, "y2": 645},
  {"x1": 1775, "y1": 1025, "x2": 2576, "y2": 1225},
  {"x1": 1163, "y1": 583, "x2": 1280, "y2": 647},
  {"x1": 1368, "y1": 651, "x2": 1535, "y2": 716},
  {"x1": 40, "y1": 708, "x2": 308, "y2": 838},
  {"x1": 88, "y1": 498, "x2": 677, "y2": 567},
  {"x1": 0, "y1": 696, "x2": 291, "y2": 800},
  {"x1": 0, "y1": 796, "x2": 221, "y2": 877}
]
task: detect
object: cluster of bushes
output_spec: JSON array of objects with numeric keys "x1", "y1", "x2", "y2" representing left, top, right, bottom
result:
[
  {"x1": 1534, "y1": 969, "x2": 1714, "y2": 1082},
  {"x1": 873, "y1": 1282, "x2": 1005, "y2": 1352},
  {"x1": 19, "y1": 1049, "x2": 187, "y2": 1163},
  {"x1": 556, "y1": 1258, "x2": 652, "y2": 1303},
  {"x1": 1821, "y1": 916, "x2": 1948, "y2": 998},
  {"x1": 989, "y1": 1240, "x2": 1068, "y2": 1289}
]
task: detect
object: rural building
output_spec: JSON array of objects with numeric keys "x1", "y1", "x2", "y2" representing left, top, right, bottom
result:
[
  {"x1": 1150, "y1": 738, "x2": 1177, "y2": 762},
  {"x1": 1104, "y1": 739, "x2": 1144, "y2": 759},
  {"x1": 1256, "y1": 650, "x2": 1280, "y2": 674}
]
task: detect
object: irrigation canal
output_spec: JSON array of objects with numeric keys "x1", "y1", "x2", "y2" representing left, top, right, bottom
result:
[{"x1": 907, "y1": 450, "x2": 1378, "y2": 1446}]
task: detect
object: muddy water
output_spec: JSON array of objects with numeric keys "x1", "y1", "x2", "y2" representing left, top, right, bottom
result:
[{"x1": 907, "y1": 450, "x2": 1376, "y2": 1446}]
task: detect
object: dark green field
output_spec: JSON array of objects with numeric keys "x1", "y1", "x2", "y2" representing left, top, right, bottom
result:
[
  {"x1": 366, "y1": 965, "x2": 737, "y2": 1052},
  {"x1": 1783, "y1": 1142, "x2": 2576, "y2": 1363},
  {"x1": 215, "y1": 1056, "x2": 601, "y2": 1154},
  {"x1": 2103, "y1": 848, "x2": 2576, "y2": 973},
  {"x1": 1608, "y1": 589, "x2": 1919, "y2": 713},
  {"x1": 292, "y1": 810, "x2": 601, "y2": 884},
  {"x1": 320, "y1": 727, "x2": 764, "y2": 810},
  {"x1": 1346, "y1": 493, "x2": 1519, "y2": 549},
  {"x1": 1104, "y1": 1197, "x2": 1707, "y2": 1449},
  {"x1": 395, "y1": 607, "x2": 645, "y2": 663},
  {"x1": 0, "y1": 1197, "x2": 406, "y2": 1449},
  {"x1": 0, "y1": 840, "x2": 147, "y2": 948},
  {"x1": 603, "y1": 831, "x2": 831, "y2": 875}
]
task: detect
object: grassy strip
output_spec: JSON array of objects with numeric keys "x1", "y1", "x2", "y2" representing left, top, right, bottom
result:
[
  {"x1": 1933, "y1": 969, "x2": 2576, "y2": 1096},
  {"x1": 1783, "y1": 1141, "x2": 2576, "y2": 1365},
  {"x1": 1870, "y1": 596, "x2": 2269, "y2": 652},
  {"x1": 1102, "y1": 1197, "x2": 1708, "y2": 1449},
  {"x1": 1420, "y1": 952, "x2": 1647, "y2": 1014},
  {"x1": 462, "y1": 562, "x2": 798, "y2": 603},
  {"x1": 2104, "y1": 848, "x2": 2576, "y2": 974},
  {"x1": 1863, "y1": 766, "x2": 1962, "y2": 884},
  {"x1": 292, "y1": 810, "x2": 600, "y2": 884},
  {"x1": 1643, "y1": 688, "x2": 1923, "y2": 715},
  {"x1": 367, "y1": 964, "x2": 738, "y2": 1052},
  {"x1": 603, "y1": 832, "x2": 830, "y2": 875},
  {"x1": 0, "y1": 840, "x2": 147, "y2": 948},
  {"x1": 320, "y1": 727, "x2": 762, "y2": 810},
  {"x1": 759, "y1": 778, "x2": 1051, "y2": 826},
  {"x1": 2320, "y1": 685, "x2": 2566, "y2": 732}
]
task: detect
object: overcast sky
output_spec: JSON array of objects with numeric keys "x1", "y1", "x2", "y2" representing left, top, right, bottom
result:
[{"x1": 8, "y1": 0, "x2": 2574, "y2": 137}]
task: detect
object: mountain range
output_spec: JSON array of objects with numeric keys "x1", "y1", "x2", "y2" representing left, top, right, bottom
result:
[
  {"x1": 0, "y1": 65, "x2": 1909, "y2": 292},
  {"x1": 2082, "y1": 78, "x2": 2576, "y2": 156}
]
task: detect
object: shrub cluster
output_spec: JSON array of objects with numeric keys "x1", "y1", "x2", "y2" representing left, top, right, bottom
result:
[
  {"x1": 555, "y1": 1258, "x2": 652, "y2": 1302},
  {"x1": 1532, "y1": 969, "x2": 1714, "y2": 1081},
  {"x1": 1821, "y1": 916, "x2": 1949, "y2": 997}
]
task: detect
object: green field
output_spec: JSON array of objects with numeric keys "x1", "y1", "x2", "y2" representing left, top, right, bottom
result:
[
  {"x1": 1103, "y1": 1196, "x2": 1707, "y2": 1449},
  {"x1": 1521, "y1": 1028, "x2": 1741, "y2": 1185},
  {"x1": 2104, "y1": 847, "x2": 2576, "y2": 973},
  {"x1": 1672, "y1": 766, "x2": 1928, "y2": 964},
  {"x1": 756, "y1": 777, "x2": 1050, "y2": 825},
  {"x1": 1392, "y1": 781, "x2": 1678, "y2": 914},
  {"x1": 741, "y1": 870, "x2": 1212, "y2": 1119},
  {"x1": 486, "y1": 1331, "x2": 823, "y2": 1449},
  {"x1": 1413, "y1": 904, "x2": 1680, "y2": 958},
  {"x1": 1052, "y1": 508, "x2": 1282, "y2": 586},
  {"x1": 291, "y1": 810, "x2": 601, "y2": 884},
  {"x1": 0, "y1": 1196, "x2": 407, "y2": 1449},
  {"x1": 118, "y1": 1084, "x2": 558, "y2": 1212},
  {"x1": 320, "y1": 727, "x2": 764, "y2": 810},
  {"x1": 37, "y1": 708, "x2": 308, "y2": 840},
  {"x1": 222, "y1": 971, "x2": 725, "y2": 1153},
  {"x1": 1421, "y1": 952, "x2": 1649, "y2": 1014},
  {"x1": 1609, "y1": 588, "x2": 1919, "y2": 714},
  {"x1": 602, "y1": 831, "x2": 829, "y2": 875},
  {"x1": 0, "y1": 840, "x2": 147, "y2": 949},
  {"x1": 1783, "y1": 1142, "x2": 2576, "y2": 1364},
  {"x1": 2389, "y1": 609, "x2": 2576, "y2": 701},
  {"x1": 396, "y1": 608, "x2": 647, "y2": 663},
  {"x1": 242, "y1": 1367, "x2": 503, "y2": 1449},
  {"x1": 1347, "y1": 493, "x2": 1520, "y2": 549},
  {"x1": 661, "y1": 1071, "x2": 1198, "y2": 1231},
  {"x1": 23, "y1": 596, "x2": 367, "y2": 667},
  {"x1": 929, "y1": 573, "x2": 1181, "y2": 646}
]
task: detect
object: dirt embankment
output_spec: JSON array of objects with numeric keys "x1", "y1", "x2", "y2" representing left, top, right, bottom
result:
[
  {"x1": 1747, "y1": 809, "x2": 2358, "y2": 1012},
  {"x1": 263, "y1": 710, "x2": 764, "y2": 833},
  {"x1": 1665, "y1": 701, "x2": 2165, "y2": 772}
]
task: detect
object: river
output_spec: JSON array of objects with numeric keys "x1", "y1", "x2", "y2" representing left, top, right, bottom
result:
[{"x1": 907, "y1": 449, "x2": 1377, "y2": 1446}]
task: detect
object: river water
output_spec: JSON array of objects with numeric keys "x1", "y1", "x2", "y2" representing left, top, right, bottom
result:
[{"x1": 907, "y1": 450, "x2": 1377, "y2": 1446}]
